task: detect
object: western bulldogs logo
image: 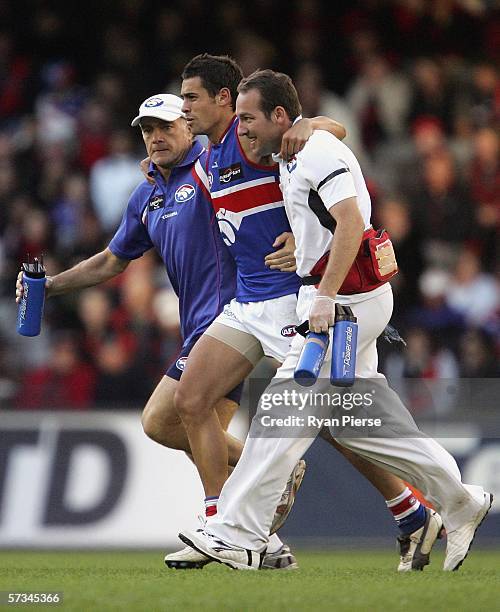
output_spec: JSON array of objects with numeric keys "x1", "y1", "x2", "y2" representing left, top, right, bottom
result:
[
  {"x1": 216, "y1": 208, "x2": 243, "y2": 247},
  {"x1": 218, "y1": 219, "x2": 237, "y2": 245},
  {"x1": 176, "y1": 356, "x2": 188, "y2": 371},
  {"x1": 175, "y1": 184, "x2": 195, "y2": 203},
  {"x1": 281, "y1": 325, "x2": 297, "y2": 338},
  {"x1": 144, "y1": 97, "x2": 164, "y2": 107}
]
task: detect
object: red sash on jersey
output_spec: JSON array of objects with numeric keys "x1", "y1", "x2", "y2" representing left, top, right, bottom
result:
[{"x1": 308, "y1": 228, "x2": 398, "y2": 295}]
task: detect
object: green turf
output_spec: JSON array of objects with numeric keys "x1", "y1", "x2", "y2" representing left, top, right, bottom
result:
[{"x1": 0, "y1": 549, "x2": 499, "y2": 611}]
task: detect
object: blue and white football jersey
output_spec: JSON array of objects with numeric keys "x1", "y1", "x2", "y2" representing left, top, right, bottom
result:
[
  {"x1": 109, "y1": 141, "x2": 236, "y2": 346},
  {"x1": 208, "y1": 117, "x2": 301, "y2": 302}
]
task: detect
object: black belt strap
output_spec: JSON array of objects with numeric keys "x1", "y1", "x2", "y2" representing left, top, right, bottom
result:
[{"x1": 301, "y1": 275, "x2": 321, "y2": 286}]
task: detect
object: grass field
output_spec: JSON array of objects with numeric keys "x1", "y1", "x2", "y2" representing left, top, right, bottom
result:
[{"x1": 1, "y1": 549, "x2": 499, "y2": 611}]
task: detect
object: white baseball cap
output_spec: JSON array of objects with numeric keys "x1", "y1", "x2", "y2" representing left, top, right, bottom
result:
[{"x1": 131, "y1": 94, "x2": 184, "y2": 127}]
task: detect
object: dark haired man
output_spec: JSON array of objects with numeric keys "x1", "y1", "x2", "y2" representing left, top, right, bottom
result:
[
  {"x1": 178, "y1": 70, "x2": 492, "y2": 571},
  {"x1": 153, "y1": 55, "x2": 446, "y2": 573},
  {"x1": 159, "y1": 54, "x2": 342, "y2": 570}
]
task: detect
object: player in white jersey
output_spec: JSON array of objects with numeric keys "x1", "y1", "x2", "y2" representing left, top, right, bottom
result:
[
  {"x1": 159, "y1": 55, "x2": 445, "y2": 572},
  {"x1": 178, "y1": 69, "x2": 493, "y2": 572}
]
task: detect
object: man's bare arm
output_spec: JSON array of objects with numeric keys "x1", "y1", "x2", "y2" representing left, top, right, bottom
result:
[
  {"x1": 280, "y1": 117, "x2": 346, "y2": 161},
  {"x1": 16, "y1": 248, "x2": 130, "y2": 303},
  {"x1": 310, "y1": 117, "x2": 346, "y2": 141},
  {"x1": 308, "y1": 197, "x2": 364, "y2": 333}
]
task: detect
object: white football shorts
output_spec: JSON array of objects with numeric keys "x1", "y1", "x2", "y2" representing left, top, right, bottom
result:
[{"x1": 205, "y1": 293, "x2": 299, "y2": 364}]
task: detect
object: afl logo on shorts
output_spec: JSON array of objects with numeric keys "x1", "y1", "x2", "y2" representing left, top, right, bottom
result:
[
  {"x1": 281, "y1": 325, "x2": 296, "y2": 338},
  {"x1": 287, "y1": 156, "x2": 297, "y2": 173},
  {"x1": 144, "y1": 97, "x2": 164, "y2": 107},
  {"x1": 175, "y1": 184, "x2": 195, "y2": 203},
  {"x1": 176, "y1": 356, "x2": 188, "y2": 371}
]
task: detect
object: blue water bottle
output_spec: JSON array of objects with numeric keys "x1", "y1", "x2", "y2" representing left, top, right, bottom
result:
[
  {"x1": 294, "y1": 332, "x2": 329, "y2": 387},
  {"x1": 331, "y1": 305, "x2": 358, "y2": 387},
  {"x1": 17, "y1": 256, "x2": 47, "y2": 337}
]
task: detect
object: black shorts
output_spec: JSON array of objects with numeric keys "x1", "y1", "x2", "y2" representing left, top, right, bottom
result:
[{"x1": 165, "y1": 334, "x2": 244, "y2": 404}]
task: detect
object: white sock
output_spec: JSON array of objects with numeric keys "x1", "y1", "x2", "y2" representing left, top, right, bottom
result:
[{"x1": 267, "y1": 532, "x2": 283, "y2": 554}]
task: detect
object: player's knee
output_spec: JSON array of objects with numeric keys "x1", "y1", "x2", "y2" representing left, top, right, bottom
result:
[
  {"x1": 141, "y1": 406, "x2": 185, "y2": 450},
  {"x1": 141, "y1": 408, "x2": 163, "y2": 443},
  {"x1": 174, "y1": 386, "x2": 212, "y2": 425}
]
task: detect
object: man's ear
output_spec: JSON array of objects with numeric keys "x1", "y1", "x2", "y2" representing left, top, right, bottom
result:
[
  {"x1": 216, "y1": 87, "x2": 232, "y2": 107},
  {"x1": 273, "y1": 106, "x2": 288, "y2": 124}
]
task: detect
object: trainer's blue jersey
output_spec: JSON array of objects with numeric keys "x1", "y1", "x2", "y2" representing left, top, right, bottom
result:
[
  {"x1": 109, "y1": 141, "x2": 236, "y2": 345},
  {"x1": 208, "y1": 117, "x2": 301, "y2": 302}
]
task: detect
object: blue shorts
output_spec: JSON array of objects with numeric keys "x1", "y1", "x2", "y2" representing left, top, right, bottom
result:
[{"x1": 165, "y1": 334, "x2": 244, "y2": 405}]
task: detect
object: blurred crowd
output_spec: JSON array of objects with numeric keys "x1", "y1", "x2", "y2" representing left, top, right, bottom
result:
[{"x1": 0, "y1": 0, "x2": 498, "y2": 410}]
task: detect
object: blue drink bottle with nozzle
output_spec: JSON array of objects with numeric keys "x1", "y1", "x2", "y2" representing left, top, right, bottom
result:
[
  {"x1": 17, "y1": 256, "x2": 46, "y2": 337},
  {"x1": 294, "y1": 331, "x2": 329, "y2": 387},
  {"x1": 331, "y1": 305, "x2": 358, "y2": 387}
]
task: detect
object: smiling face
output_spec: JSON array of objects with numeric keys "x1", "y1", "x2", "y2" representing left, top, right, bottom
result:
[
  {"x1": 139, "y1": 116, "x2": 192, "y2": 169},
  {"x1": 180, "y1": 76, "x2": 223, "y2": 138},
  {"x1": 236, "y1": 88, "x2": 284, "y2": 158}
]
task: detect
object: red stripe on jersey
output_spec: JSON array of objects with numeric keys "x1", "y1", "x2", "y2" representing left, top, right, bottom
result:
[
  {"x1": 212, "y1": 181, "x2": 283, "y2": 213},
  {"x1": 191, "y1": 166, "x2": 211, "y2": 201}
]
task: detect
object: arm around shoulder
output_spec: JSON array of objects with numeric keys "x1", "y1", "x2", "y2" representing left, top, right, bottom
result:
[{"x1": 309, "y1": 116, "x2": 346, "y2": 141}]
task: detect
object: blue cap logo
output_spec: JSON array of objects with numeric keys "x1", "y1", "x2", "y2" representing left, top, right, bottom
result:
[{"x1": 145, "y1": 97, "x2": 164, "y2": 108}]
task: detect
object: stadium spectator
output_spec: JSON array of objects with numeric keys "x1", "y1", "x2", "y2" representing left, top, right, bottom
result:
[
  {"x1": 35, "y1": 61, "x2": 87, "y2": 150},
  {"x1": 374, "y1": 115, "x2": 448, "y2": 195},
  {"x1": 74, "y1": 284, "x2": 155, "y2": 408},
  {"x1": 233, "y1": 31, "x2": 277, "y2": 77},
  {"x1": 294, "y1": 62, "x2": 367, "y2": 166},
  {"x1": 406, "y1": 268, "x2": 464, "y2": 335},
  {"x1": 386, "y1": 327, "x2": 459, "y2": 381},
  {"x1": 446, "y1": 249, "x2": 500, "y2": 327},
  {"x1": 464, "y1": 62, "x2": 500, "y2": 129},
  {"x1": 0, "y1": 31, "x2": 35, "y2": 125},
  {"x1": 458, "y1": 329, "x2": 500, "y2": 378},
  {"x1": 408, "y1": 150, "x2": 474, "y2": 267},
  {"x1": 385, "y1": 327, "x2": 459, "y2": 415},
  {"x1": 374, "y1": 196, "x2": 423, "y2": 313},
  {"x1": 346, "y1": 55, "x2": 410, "y2": 154},
  {"x1": 407, "y1": 58, "x2": 455, "y2": 134},
  {"x1": 15, "y1": 331, "x2": 96, "y2": 410},
  {"x1": 77, "y1": 287, "x2": 136, "y2": 365},
  {"x1": 50, "y1": 173, "x2": 90, "y2": 254},
  {"x1": 89, "y1": 129, "x2": 143, "y2": 233},
  {"x1": 77, "y1": 99, "x2": 112, "y2": 171},
  {"x1": 467, "y1": 126, "x2": 500, "y2": 267}
]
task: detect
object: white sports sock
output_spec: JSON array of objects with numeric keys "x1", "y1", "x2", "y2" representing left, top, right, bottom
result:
[{"x1": 266, "y1": 532, "x2": 283, "y2": 554}]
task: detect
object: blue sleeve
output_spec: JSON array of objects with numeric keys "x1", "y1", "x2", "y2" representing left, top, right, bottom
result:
[{"x1": 108, "y1": 186, "x2": 154, "y2": 260}]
